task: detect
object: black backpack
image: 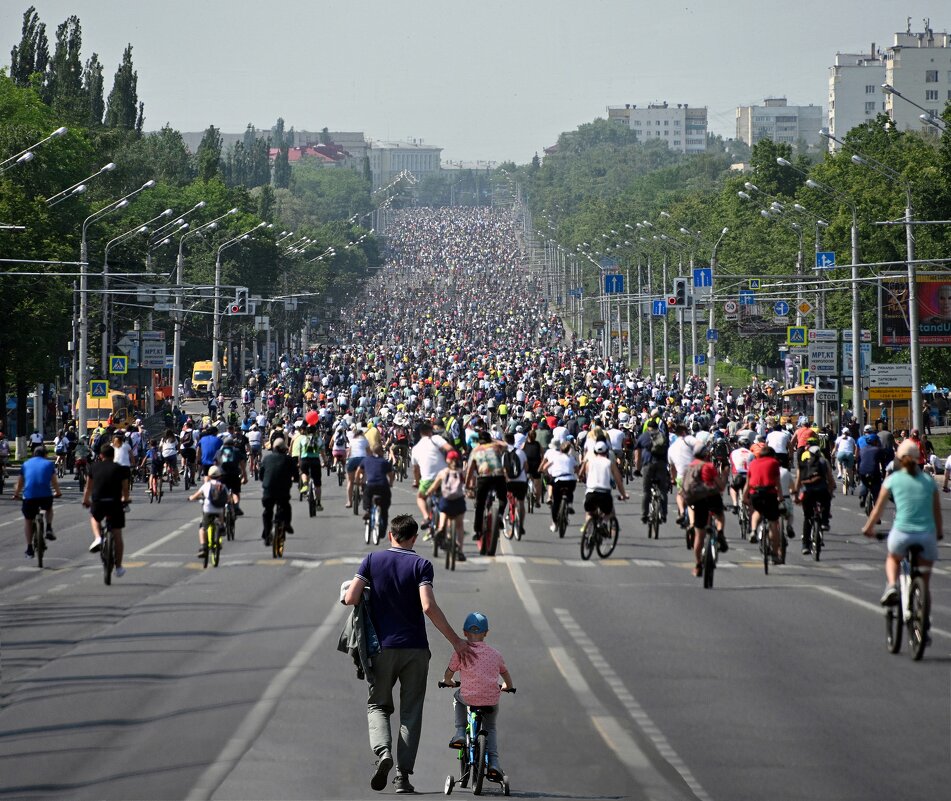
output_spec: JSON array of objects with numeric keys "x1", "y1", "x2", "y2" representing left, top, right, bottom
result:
[{"x1": 502, "y1": 448, "x2": 521, "y2": 480}]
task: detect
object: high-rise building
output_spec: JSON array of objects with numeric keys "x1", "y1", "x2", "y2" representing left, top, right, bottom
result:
[
  {"x1": 884, "y1": 20, "x2": 951, "y2": 131},
  {"x1": 607, "y1": 102, "x2": 708, "y2": 154},
  {"x1": 828, "y1": 49, "x2": 887, "y2": 145},
  {"x1": 735, "y1": 98, "x2": 825, "y2": 148}
]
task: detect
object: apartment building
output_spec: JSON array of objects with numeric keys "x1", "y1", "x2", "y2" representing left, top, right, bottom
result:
[
  {"x1": 735, "y1": 98, "x2": 825, "y2": 148},
  {"x1": 607, "y1": 102, "x2": 708, "y2": 154}
]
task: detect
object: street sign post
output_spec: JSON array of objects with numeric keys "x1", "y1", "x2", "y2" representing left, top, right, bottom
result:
[
  {"x1": 816, "y1": 251, "x2": 836, "y2": 269},
  {"x1": 773, "y1": 300, "x2": 790, "y2": 317},
  {"x1": 869, "y1": 363, "x2": 913, "y2": 387},
  {"x1": 706, "y1": 328, "x2": 718, "y2": 342},
  {"x1": 651, "y1": 299, "x2": 667, "y2": 317},
  {"x1": 695, "y1": 354, "x2": 706, "y2": 366},
  {"x1": 738, "y1": 289, "x2": 756, "y2": 306},
  {"x1": 603, "y1": 274, "x2": 624, "y2": 294}
]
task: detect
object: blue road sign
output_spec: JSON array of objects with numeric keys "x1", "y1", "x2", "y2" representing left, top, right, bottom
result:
[
  {"x1": 89, "y1": 380, "x2": 109, "y2": 398},
  {"x1": 695, "y1": 354, "x2": 706, "y2": 366},
  {"x1": 773, "y1": 300, "x2": 790, "y2": 317},
  {"x1": 748, "y1": 279, "x2": 761, "y2": 289},
  {"x1": 787, "y1": 326, "x2": 807, "y2": 345},
  {"x1": 739, "y1": 289, "x2": 756, "y2": 306},
  {"x1": 693, "y1": 267, "x2": 713, "y2": 288},
  {"x1": 109, "y1": 355, "x2": 128, "y2": 374},
  {"x1": 652, "y1": 299, "x2": 667, "y2": 316},
  {"x1": 706, "y1": 328, "x2": 718, "y2": 342},
  {"x1": 816, "y1": 251, "x2": 836, "y2": 269},
  {"x1": 604, "y1": 274, "x2": 624, "y2": 294}
]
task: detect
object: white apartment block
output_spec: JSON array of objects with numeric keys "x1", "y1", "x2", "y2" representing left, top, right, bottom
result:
[
  {"x1": 884, "y1": 21, "x2": 951, "y2": 131},
  {"x1": 607, "y1": 103, "x2": 708, "y2": 154},
  {"x1": 735, "y1": 98, "x2": 825, "y2": 148},
  {"x1": 828, "y1": 49, "x2": 887, "y2": 145},
  {"x1": 367, "y1": 140, "x2": 442, "y2": 189}
]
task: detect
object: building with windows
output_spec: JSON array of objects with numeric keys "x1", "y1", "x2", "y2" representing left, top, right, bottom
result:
[
  {"x1": 884, "y1": 21, "x2": 951, "y2": 132},
  {"x1": 735, "y1": 98, "x2": 825, "y2": 148},
  {"x1": 367, "y1": 140, "x2": 442, "y2": 189},
  {"x1": 828, "y1": 49, "x2": 887, "y2": 145},
  {"x1": 607, "y1": 103, "x2": 708, "y2": 154}
]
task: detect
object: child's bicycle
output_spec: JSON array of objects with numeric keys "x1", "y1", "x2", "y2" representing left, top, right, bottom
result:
[{"x1": 439, "y1": 681, "x2": 515, "y2": 797}]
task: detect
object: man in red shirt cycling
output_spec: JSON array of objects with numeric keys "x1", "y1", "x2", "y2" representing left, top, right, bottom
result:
[{"x1": 743, "y1": 445, "x2": 784, "y2": 564}]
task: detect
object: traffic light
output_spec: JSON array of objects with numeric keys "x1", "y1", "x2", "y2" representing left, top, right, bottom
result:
[
  {"x1": 230, "y1": 287, "x2": 248, "y2": 315},
  {"x1": 672, "y1": 277, "x2": 690, "y2": 307}
]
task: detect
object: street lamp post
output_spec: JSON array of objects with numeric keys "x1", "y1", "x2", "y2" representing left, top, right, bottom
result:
[
  {"x1": 45, "y1": 162, "x2": 116, "y2": 207},
  {"x1": 77, "y1": 179, "x2": 156, "y2": 433},
  {"x1": 0, "y1": 125, "x2": 67, "y2": 174},
  {"x1": 212, "y1": 222, "x2": 267, "y2": 389}
]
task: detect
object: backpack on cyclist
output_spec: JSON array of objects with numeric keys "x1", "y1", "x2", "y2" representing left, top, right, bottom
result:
[
  {"x1": 181, "y1": 429, "x2": 194, "y2": 448},
  {"x1": 502, "y1": 447, "x2": 521, "y2": 480},
  {"x1": 681, "y1": 459, "x2": 719, "y2": 505},
  {"x1": 648, "y1": 429, "x2": 667, "y2": 458},
  {"x1": 208, "y1": 479, "x2": 229, "y2": 509},
  {"x1": 712, "y1": 437, "x2": 729, "y2": 462},
  {"x1": 441, "y1": 468, "x2": 465, "y2": 500},
  {"x1": 218, "y1": 446, "x2": 237, "y2": 465}
]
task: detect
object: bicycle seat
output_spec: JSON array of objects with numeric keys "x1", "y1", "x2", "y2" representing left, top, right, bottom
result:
[
  {"x1": 908, "y1": 544, "x2": 924, "y2": 556},
  {"x1": 467, "y1": 704, "x2": 497, "y2": 715}
]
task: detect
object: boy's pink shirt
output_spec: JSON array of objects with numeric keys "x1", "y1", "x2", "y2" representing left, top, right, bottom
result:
[{"x1": 448, "y1": 641, "x2": 507, "y2": 706}]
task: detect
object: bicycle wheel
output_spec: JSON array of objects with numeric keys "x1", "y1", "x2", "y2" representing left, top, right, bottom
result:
[
  {"x1": 885, "y1": 604, "x2": 903, "y2": 653},
  {"x1": 227, "y1": 509, "x2": 236, "y2": 541},
  {"x1": 33, "y1": 519, "x2": 44, "y2": 569},
  {"x1": 597, "y1": 518, "x2": 619, "y2": 558},
  {"x1": 212, "y1": 532, "x2": 221, "y2": 567},
  {"x1": 352, "y1": 485, "x2": 361, "y2": 515},
  {"x1": 812, "y1": 518, "x2": 822, "y2": 561},
  {"x1": 445, "y1": 530, "x2": 456, "y2": 571},
  {"x1": 514, "y1": 506, "x2": 523, "y2": 541},
  {"x1": 365, "y1": 510, "x2": 373, "y2": 545},
  {"x1": 103, "y1": 531, "x2": 114, "y2": 585},
  {"x1": 77, "y1": 468, "x2": 86, "y2": 492},
  {"x1": 527, "y1": 489, "x2": 535, "y2": 514},
  {"x1": 760, "y1": 523, "x2": 770, "y2": 575},
  {"x1": 374, "y1": 511, "x2": 384, "y2": 546},
  {"x1": 580, "y1": 519, "x2": 597, "y2": 560},
  {"x1": 557, "y1": 499, "x2": 568, "y2": 539},
  {"x1": 479, "y1": 510, "x2": 493, "y2": 556},
  {"x1": 702, "y1": 533, "x2": 715, "y2": 589},
  {"x1": 204, "y1": 526, "x2": 211, "y2": 569},
  {"x1": 472, "y1": 732, "x2": 487, "y2": 796},
  {"x1": 272, "y1": 526, "x2": 285, "y2": 558},
  {"x1": 908, "y1": 577, "x2": 929, "y2": 661},
  {"x1": 503, "y1": 502, "x2": 515, "y2": 540},
  {"x1": 308, "y1": 488, "x2": 317, "y2": 518},
  {"x1": 337, "y1": 465, "x2": 344, "y2": 486}
]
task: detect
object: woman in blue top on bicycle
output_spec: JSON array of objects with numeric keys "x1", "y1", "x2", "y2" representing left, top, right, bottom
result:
[{"x1": 863, "y1": 439, "x2": 943, "y2": 607}]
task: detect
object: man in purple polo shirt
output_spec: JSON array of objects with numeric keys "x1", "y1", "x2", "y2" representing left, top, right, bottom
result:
[{"x1": 344, "y1": 514, "x2": 471, "y2": 794}]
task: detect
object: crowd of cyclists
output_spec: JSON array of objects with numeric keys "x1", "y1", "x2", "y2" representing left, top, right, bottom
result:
[{"x1": 4, "y1": 206, "x2": 943, "y2": 614}]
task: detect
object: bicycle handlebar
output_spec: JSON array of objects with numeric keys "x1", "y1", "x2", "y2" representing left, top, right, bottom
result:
[{"x1": 438, "y1": 681, "x2": 516, "y2": 693}]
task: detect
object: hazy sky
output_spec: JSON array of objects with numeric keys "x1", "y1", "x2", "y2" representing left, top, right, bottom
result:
[{"x1": 1, "y1": 1, "x2": 944, "y2": 163}]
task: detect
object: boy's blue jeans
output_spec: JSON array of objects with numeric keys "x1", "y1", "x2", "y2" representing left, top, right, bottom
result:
[{"x1": 454, "y1": 689, "x2": 500, "y2": 768}]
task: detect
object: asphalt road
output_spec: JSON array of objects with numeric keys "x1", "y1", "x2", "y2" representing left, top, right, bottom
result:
[{"x1": 1, "y1": 453, "x2": 949, "y2": 800}]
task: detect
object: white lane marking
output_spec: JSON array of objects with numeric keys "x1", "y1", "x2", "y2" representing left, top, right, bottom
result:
[
  {"x1": 842, "y1": 563, "x2": 876, "y2": 572},
  {"x1": 24, "y1": 595, "x2": 40, "y2": 602},
  {"x1": 633, "y1": 559, "x2": 665, "y2": 567},
  {"x1": 501, "y1": 543, "x2": 699, "y2": 801},
  {"x1": 151, "y1": 561, "x2": 184, "y2": 568},
  {"x1": 130, "y1": 516, "x2": 201, "y2": 558},
  {"x1": 47, "y1": 583, "x2": 70, "y2": 593},
  {"x1": 554, "y1": 607, "x2": 711, "y2": 801},
  {"x1": 185, "y1": 599, "x2": 348, "y2": 800},
  {"x1": 0, "y1": 519, "x2": 20, "y2": 529},
  {"x1": 813, "y1": 585, "x2": 951, "y2": 641},
  {"x1": 290, "y1": 559, "x2": 321, "y2": 569}
]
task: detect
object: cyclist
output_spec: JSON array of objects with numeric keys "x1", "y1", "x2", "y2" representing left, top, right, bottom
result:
[
  {"x1": 189, "y1": 465, "x2": 228, "y2": 559},
  {"x1": 141, "y1": 438, "x2": 163, "y2": 498},
  {"x1": 385, "y1": 414, "x2": 411, "y2": 472},
  {"x1": 464, "y1": 429, "x2": 509, "y2": 543},
  {"x1": 503, "y1": 432, "x2": 528, "y2": 537},
  {"x1": 297, "y1": 425, "x2": 325, "y2": 511},
  {"x1": 684, "y1": 441, "x2": 729, "y2": 576},
  {"x1": 863, "y1": 439, "x2": 943, "y2": 610},
  {"x1": 179, "y1": 419, "x2": 197, "y2": 483},
  {"x1": 765, "y1": 420, "x2": 793, "y2": 469},
  {"x1": 857, "y1": 431, "x2": 889, "y2": 511},
  {"x1": 53, "y1": 429, "x2": 69, "y2": 473},
  {"x1": 667, "y1": 423, "x2": 695, "y2": 528},
  {"x1": 411, "y1": 419, "x2": 450, "y2": 530},
  {"x1": 540, "y1": 438, "x2": 578, "y2": 533},
  {"x1": 727, "y1": 432, "x2": 754, "y2": 513},
  {"x1": 13, "y1": 446, "x2": 62, "y2": 558},
  {"x1": 634, "y1": 419, "x2": 669, "y2": 526},
  {"x1": 247, "y1": 423, "x2": 263, "y2": 474},
  {"x1": 215, "y1": 435, "x2": 246, "y2": 515},
  {"x1": 82, "y1": 444, "x2": 131, "y2": 576},
  {"x1": 425, "y1": 449, "x2": 468, "y2": 561},
  {"x1": 355, "y1": 444, "x2": 394, "y2": 534},
  {"x1": 743, "y1": 445, "x2": 784, "y2": 560},
  {"x1": 832, "y1": 427, "x2": 857, "y2": 492},
  {"x1": 345, "y1": 425, "x2": 370, "y2": 509},
  {"x1": 260, "y1": 438, "x2": 297, "y2": 545},
  {"x1": 792, "y1": 439, "x2": 835, "y2": 554},
  {"x1": 196, "y1": 425, "x2": 223, "y2": 475},
  {"x1": 160, "y1": 428, "x2": 181, "y2": 485},
  {"x1": 577, "y1": 440, "x2": 628, "y2": 531},
  {"x1": 522, "y1": 428, "x2": 543, "y2": 509}
]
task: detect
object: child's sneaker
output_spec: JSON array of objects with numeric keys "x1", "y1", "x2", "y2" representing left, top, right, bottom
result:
[{"x1": 448, "y1": 729, "x2": 465, "y2": 749}]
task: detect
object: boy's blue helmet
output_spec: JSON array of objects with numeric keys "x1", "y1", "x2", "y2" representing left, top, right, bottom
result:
[{"x1": 464, "y1": 612, "x2": 488, "y2": 634}]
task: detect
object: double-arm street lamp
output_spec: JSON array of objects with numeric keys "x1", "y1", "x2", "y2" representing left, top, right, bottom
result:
[
  {"x1": 45, "y1": 162, "x2": 117, "y2": 207},
  {"x1": 882, "y1": 83, "x2": 949, "y2": 132},
  {"x1": 0, "y1": 125, "x2": 67, "y2": 174},
  {"x1": 77, "y1": 179, "x2": 156, "y2": 432}
]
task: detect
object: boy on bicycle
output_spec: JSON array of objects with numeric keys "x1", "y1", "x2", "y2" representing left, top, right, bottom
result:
[
  {"x1": 189, "y1": 465, "x2": 228, "y2": 559},
  {"x1": 443, "y1": 612, "x2": 514, "y2": 781}
]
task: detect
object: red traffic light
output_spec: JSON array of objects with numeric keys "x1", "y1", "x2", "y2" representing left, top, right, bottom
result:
[
  {"x1": 230, "y1": 304, "x2": 241, "y2": 314},
  {"x1": 667, "y1": 296, "x2": 678, "y2": 306}
]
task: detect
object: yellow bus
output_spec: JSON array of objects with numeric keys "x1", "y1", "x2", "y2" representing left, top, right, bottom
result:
[
  {"x1": 78, "y1": 390, "x2": 135, "y2": 431},
  {"x1": 192, "y1": 360, "x2": 215, "y2": 394},
  {"x1": 780, "y1": 385, "x2": 814, "y2": 425}
]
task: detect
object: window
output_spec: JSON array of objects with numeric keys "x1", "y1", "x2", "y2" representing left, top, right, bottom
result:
[
  {"x1": 673, "y1": 140, "x2": 681, "y2": 146},
  {"x1": 865, "y1": 101, "x2": 876, "y2": 113},
  {"x1": 674, "y1": 120, "x2": 681, "y2": 127},
  {"x1": 926, "y1": 89, "x2": 938, "y2": 101},
  {"x1": 925, "y1": 70, "x2": 938, "y2": 82},
  {"x1": 633, "y1": 120, "x2": 641, "y2": 126},
  {"x1": 866, "y1": 84, "x2": 876, "y2": 94},
  {"x1": 664, "y1": 120, "x2": 669, "y2": 126}
]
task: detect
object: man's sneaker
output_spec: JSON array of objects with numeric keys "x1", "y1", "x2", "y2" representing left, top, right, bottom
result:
[
  {"x1": 880, "y1": 584, "x2": 899, "y2": 607},
  {"x1": 286, "y1": 524, "x2": 294, "y2": 534},
  {"x1": 370, "y1": 753, "x2": 393, "y2": 792},
  {"x1": 114, "y1": 566, "x2": 126, "y2": 578},
  {"x1": 89, "y1": 537, "x2": 103, "y2": 553},
  {"x1": 549, "y1": 523, "x2": 556, "y2": 532},
  {"x1": 456, "y1": 551, "x2": 467, "y2": 562},
  {"x1": 234, "y1": 505, "x2": 244, "y2": 516},
  {"x1": 567, "y1": 506, "x2": 575, "y2": 514},
  {"x1": 802, "y1": 545, "x2": 811, "y2": 555},
  {"x1": 45, "y1": 529, "x2": 56, "y2": 541},
  {"x1": 198, "y1": 548, "x2": 208, "y2": 559},
  {"x1": 675, "y1": 515, "x2": 685, "y2": 527},
  {"x1": 393, "y1": 772, "x2": 415, "y2": 794},
  {"x1": 316, "y1": 503, "x2": 323, "y2": 511},
  {"x1": 641, "y1": 517, "x2": 649, "y2": 525},
  {"x1": 717, "y1": 534, "x2": 729, "y2": 553},
  {"x1": 25, "y1": 544, "x2": 34, "y2": 558}
]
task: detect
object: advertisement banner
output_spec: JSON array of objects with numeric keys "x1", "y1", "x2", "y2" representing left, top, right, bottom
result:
[{"x1": 879, "y1": 273, "x2": 951, "y2": 347}]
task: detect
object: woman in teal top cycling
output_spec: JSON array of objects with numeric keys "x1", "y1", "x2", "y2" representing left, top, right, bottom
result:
[{"x1": 863, "y1": 439, "x2": 943, "y2": 606}]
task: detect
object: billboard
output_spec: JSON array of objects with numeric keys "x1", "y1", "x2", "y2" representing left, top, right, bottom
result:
[{"x1": 879, "y1": 273, "x2": 951, "y2": 347}]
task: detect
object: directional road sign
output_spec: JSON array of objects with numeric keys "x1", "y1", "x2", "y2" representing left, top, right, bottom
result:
[
  {"x1": 109, "y1": 355, "x2": 128, "y2": 375},
  {"x1": 89, "y1": 380, "x2": 109, "y2": 398},
  {"x1": 739, "y1": 289, "x2": 756, "y2": 306},
  {"x1": 652, "y1": 299, "x2": 667, "y2": 317},
  {"x1": 695, "y1": 354, "x2": 706, "y2": 365},
  {"x1": 786, "y1": 326, "x2": 807, "y2": 345},
  {"x1": 808, "y1": 343, "x2": 838, "y2": 374},
  {"x1": 706, "y1": 328, "x2": 718, "y2": 342},
  {"x1": 603, "y1": 274, "x2": 624, "y2": 294},
  {"x1": 816, "y1": 251, "x2": 836, "y2": 269},
  {"x1": 773, "y1": 300, "x2": 790, "y2": 317}
]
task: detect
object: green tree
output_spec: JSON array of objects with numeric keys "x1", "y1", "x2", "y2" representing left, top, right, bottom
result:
[
  {"x1": 104, "y1": 44, "x2": 139, "y2": 130},
  {"x1": 48, "y1": 15, "x2": 85, "y2": 122},
  {"x1": 9, "y1": 6, "x2": 49, "y2": 90},
  {"x1": 195, "y1": 125, "x2": 223, "y2": 182},
  {"x1": 272, "y1": 117, "x2": 291, "y2": 189},
  {"x1": 82, "y1": 52, "x2": 104, "y2": 126}
]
